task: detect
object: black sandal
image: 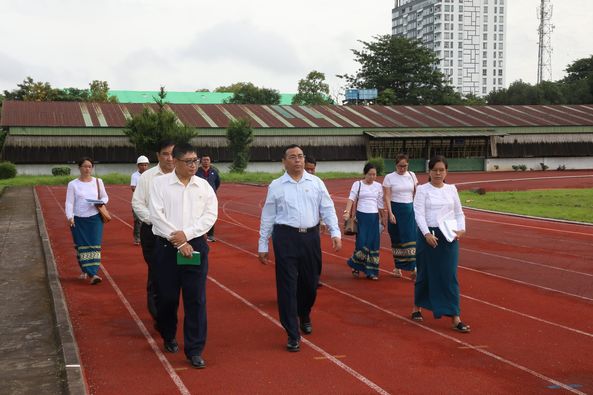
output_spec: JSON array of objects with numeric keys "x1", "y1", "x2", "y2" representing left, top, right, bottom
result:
[
  {"x1": 453, "y1": 322, "x2": 471, "y2": 333},
  {"x1": 411, "y1": 311, "x2": 423, "y2": 322},
  {"x1": 351, "y1": 269, "x2": 359, "y2": 278}
]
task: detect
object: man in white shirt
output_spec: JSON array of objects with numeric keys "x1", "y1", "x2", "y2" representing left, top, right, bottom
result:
[
  {"x1": 131, "y1": 155, "x2": 150, "y2": 245},
  {"x1": 149, "y1": 143, "x2": 218, "y2": 369},
  {"x1": 131, "y1": 141, "x2": 175, "y2": 322},
  {"x1": 258, "y1": 145, "x2": 342, "y2": 352}
]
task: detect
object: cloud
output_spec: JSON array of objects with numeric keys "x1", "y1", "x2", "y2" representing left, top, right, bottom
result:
[{"x1": 184, "y1": 20, "x2": 304, "y2": 75}]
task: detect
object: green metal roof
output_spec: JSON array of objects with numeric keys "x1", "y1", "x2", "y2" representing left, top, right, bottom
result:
[{"x1": 109, "y1": 90, "x2": 295, "y2": 105}]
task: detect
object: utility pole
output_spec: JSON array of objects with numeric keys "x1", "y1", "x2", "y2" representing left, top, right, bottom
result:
[{"x1": 537, "y1": 0, "x2": 554, "y2": 83}]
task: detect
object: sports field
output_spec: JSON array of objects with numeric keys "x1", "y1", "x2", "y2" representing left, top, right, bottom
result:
[{"x1": 36, "y1": 170, "x2": 593, "y2": 394}]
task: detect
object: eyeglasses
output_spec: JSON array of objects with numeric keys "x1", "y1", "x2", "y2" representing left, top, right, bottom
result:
[
  {"x1": 286, "y1": 154, "x2": 305, "y2": 161},
  {"x1": 180, "y1": 158, "x2": 199, "y2": 166},
  {"x1": 396, "y1": 164, "x2": 409, "y2": 168}
]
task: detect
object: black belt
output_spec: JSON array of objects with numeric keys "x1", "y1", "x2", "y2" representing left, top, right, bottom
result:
[{"x1": 275, "y1": 224, "x2": 319, "y2": 233}]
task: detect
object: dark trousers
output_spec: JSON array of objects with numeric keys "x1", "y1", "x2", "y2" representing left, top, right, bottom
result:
[
  {"x1": 132, "y1": 210, "x2": 142, "y2": 242},
  {"x1": 207, "y1": 225, "x2": 215, "y2": 238},
  {"x1": 153, "y1": 236, "x2": 209, "y2": 358},
  {"x1": 140, "y1": 223, "x2": 158, "y2": 321},
  {"x1": 272, "y1": 225, "x2": 321, "y2": 341}
]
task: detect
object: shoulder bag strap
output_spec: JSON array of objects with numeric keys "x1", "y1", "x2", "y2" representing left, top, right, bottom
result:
[
  {"x1": 409, "y1": 171, "x2": 416, "y2": 198},
  {"x1": 352, "y1": 180, "x2": 361, "y2": 214},
  {"x1": 96, "y1": 178, "x2": 101, "y2": 200}
]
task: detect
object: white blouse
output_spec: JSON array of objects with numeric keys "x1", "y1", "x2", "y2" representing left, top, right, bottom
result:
[
  {"x1": 413, "y1": 183, "x2": 465, "y2": 236},
  {"x1": 65, "y1": 177, "x2": 109, "y2": 219},
  {"x1": 383, "y1": 171, "x2": 418, "y2": 203},
  {"x1": 348, "y1": 180, "x2": 384, "y2": 213}
]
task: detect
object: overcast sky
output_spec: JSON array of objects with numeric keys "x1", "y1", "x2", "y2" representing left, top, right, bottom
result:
[{"x1": 1, "y1": 0, "x2": 592, "y2": 97}]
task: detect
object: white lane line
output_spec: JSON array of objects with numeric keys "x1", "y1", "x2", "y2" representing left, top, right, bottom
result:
[
  {"x1": 215, "y1": 236, "x2": 585, "y2": 395},
  {"x1": 208, "y1": 274, "x2": 390, "y2": 395},
  {"x1": 43, "y1": 187, "x2": 190, "y2": 395},
  {"x1": 466, "y1": 216, "x2": 593, "y2": 237},
  {"x1": 461, "y1": 247, "x2": 593, "y2": 277},
  {"x1": 455, "y1": 174, "x2": 593, "y2": 186},
  {"x1": 101, "y1": 267, "x2": 191, "y2": 395},
  {"x1": 217, "y1": 211, "x2": 593, "y2": 336}
]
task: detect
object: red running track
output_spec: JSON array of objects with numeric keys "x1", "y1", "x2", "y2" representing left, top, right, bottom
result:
[{"x1": 36, "y1": 170, "x2": 593, "y2": 394}]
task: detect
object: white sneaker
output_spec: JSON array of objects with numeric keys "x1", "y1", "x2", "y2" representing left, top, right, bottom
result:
[{"x1": 79, "y1": 273, "x2": 88, "y2": 280}]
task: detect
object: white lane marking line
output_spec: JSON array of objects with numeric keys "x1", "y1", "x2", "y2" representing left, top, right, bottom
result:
[
  {"x1": 43, "y1": 187, "x2": 190, "y2": 395},
  {"x1": 65, "y1": 364, "x2": 81, "y2": 368},
  {"x1": 461, "y1": 247, "x2": 593, "y2": 277},
  {"x1": 216, "y1": 236, "x2": 584, "y2": 395},
  {"x1": 462, "y1": 294, "x2": 593, "y2": 339},
  {"x1": 217, "y1": 211, "x2": 593, "y2": 337},
  {"x1": 208, "y1": 275, "x2": 390, "y2": 395},
  {"x1": 218, "y1": 209, "x2": 593, "y2": 303},
  {"x1": 461, "y1": 266, "x2": 593, "y2": 302},
  {"x1": 455, "y1": 174, "x2": 593, "y2": 186},
  {"x1": 466, "y1": 216, "x2": 593, "y2": 237},
  {"x1": 320, "y1": 282, "x2": 586, "y2": 395},
  {"x1": 101, "y1": 267, "x2": 191, "y2": 395}
]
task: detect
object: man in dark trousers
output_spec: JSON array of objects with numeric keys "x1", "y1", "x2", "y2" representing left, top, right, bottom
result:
[
  {"x1": 149, "y1": 143, "x2": 218, "y2": 369},
  {"x1": 258, "y1": 145, "x2": 341, "y2": 352},
  {"x1": 196, "y1": 154, "x2": 220, "y2": 242},
  {"x1": 132, "y1": 141, "x2": 175, "y2": 322}
]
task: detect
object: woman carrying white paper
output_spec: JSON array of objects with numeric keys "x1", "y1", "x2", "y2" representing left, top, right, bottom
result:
[
  {"x1": 65, "y1": 157, "x2": 109, "y2": 285},
  {"x1": 411, "y1": 155, "x2": 470, "y2": 333}
]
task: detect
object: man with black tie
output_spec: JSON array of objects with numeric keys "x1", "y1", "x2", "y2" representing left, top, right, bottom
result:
[{"x1": 258, "y1": 145, "x2": 341, "y2": 352}]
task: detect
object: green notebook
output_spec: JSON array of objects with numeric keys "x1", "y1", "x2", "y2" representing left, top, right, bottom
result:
[{"x1": 176, "y1": 251, "x2": 201, "y2": 266}]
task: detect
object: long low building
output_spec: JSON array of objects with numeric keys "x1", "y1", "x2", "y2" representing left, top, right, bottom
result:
[{"x1": 1, "y1": 100, "x2": 592, "y2": 172}]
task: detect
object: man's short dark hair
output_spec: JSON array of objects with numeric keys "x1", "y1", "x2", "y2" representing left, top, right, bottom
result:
[
  {"x1": 173, "y1": 143, "x2": 197, "y2": 159},
  {"x1": 201, "y1": 154, "x2": 211, "y2": 159},
  {"x1": 157, "y1": 139, "x2": 175, "y2": 153},
  {"x1": 305, "y1": 155, "x2": 316, "y2": 165},
  {"x1": 283, "y1": 144, "x2": 303, "y2": 158}
]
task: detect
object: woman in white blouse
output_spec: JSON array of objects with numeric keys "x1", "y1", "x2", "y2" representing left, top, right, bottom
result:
[
  {"x1": 383, "y1": 154, "x2": 418, "y2": 279},
  {"x1": 412, "y1": 156, "x2": 470, "y2": 333},
  {"x1": 65, "y1": 157, "x2": 109, "y2": 285},
  {"x1": 343, "y1": 163, "x2": 385, "y2": 280}
]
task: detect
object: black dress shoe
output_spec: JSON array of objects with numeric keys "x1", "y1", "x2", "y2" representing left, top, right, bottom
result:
[
  {"x1": 189, "y1": 355, "x2": 206, "y2": 369},
  {"x1": 164, "y1": 339, "x2": 179, "y2": 353},
  {"x1": 300, "y1": 321, "x2": 312, "y2": 335},
  {"x1": 286, "y1": 338, "x2": 300, "y2": 352}
]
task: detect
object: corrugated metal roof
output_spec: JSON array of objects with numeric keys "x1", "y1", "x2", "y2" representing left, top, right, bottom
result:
[
  {"x1": 2, "y1": 101, "x2": 593, "y2": 130},
  {"x1": 365, "y1": 130, "x2": 505, "y2": 138},
  {"x1": 109, "y1": 90, "x2": 296, "y2": 105}
]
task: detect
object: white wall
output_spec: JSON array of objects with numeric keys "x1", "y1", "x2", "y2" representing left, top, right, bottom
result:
[
  {"x1": 15, "y1": 161, "x2": 369, "y2": 176},
  {"x1": 486, "y1": 157, "x2": 593, "y2": 171}
]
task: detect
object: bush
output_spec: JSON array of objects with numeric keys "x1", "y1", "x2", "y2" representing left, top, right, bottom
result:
[
  {"x1": 367, "y1": 156, "x2": 385, "y2": 176},
  {"x1": 539, "y1": 162, "x2": 549, "y2": 171},
  {"x1": 51, "y1": 166, "x2": 71, "y2": 176},
  {"x1": 557, "y1": 164, "x2": 566, "y2": 171},
  {"x1": 0, "y1": 161, "x2": 17, "y2": 179},
  {"x1": 512, "y1": 164, "x2": 527, "y2": 171}
]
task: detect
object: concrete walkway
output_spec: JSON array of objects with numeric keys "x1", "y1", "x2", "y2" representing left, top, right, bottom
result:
[{"x1": 0, "y1": 187, "x2": 85, "y2": 394}]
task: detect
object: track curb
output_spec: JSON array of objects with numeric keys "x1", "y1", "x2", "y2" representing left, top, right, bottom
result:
[{"x1": 34, "y1": 188, "x2": 88, "y2": 395}]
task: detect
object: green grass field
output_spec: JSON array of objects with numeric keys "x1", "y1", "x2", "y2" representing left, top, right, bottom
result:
[{"x1": 459, "y1": 188, "x2": 593, "y2": 223}]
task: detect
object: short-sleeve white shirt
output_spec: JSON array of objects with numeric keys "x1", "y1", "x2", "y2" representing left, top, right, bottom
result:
[
  {"x1": 348, "y1": 180, "x2": 384, "y2": 213},
  {"x1": 382, "y1": 171, "x2": 417, "y2": 204}
]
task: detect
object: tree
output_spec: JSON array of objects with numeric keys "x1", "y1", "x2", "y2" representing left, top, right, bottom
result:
[
  {"x1": 218, "y1": 82, "x2": 280, "y2": 104},
  {"x1": 292, "y1": 71, "x2": 333, "y2": 105},
  {"x1": 562, "y1": 55, "x2": 593, "y2": 83},
  {"x1": 3, "y1": 77, "x2": 57, "y2": 101},
  {"x1": 88, "y1": 80, "x2": 118, "y2": 103},
  {"x1": 124, "y1": 87, "x2": 198, "y2": 157},
  {"x1": 226, "y1": 118, "x2": 253, "y2": 173},
  {"x1": 338, "y1": 35, "x2": 459, "y2": 105}
]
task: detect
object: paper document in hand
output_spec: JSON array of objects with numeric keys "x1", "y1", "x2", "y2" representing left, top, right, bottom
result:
[
  {"x1": 85, "y1": 199, "x2": 104, "y2": 205},
  {"x1": 437, "y1": 210, "x2": 457, "y2": 242}
]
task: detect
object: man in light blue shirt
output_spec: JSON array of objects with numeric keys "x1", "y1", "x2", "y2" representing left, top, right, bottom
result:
[{"x1": 258, "y1": 144, "x2": 341, "y2": 352}]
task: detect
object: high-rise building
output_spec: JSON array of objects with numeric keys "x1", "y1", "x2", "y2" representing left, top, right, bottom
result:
[{"x1": 392, "y1": 0, "x2": 506, "y2": 97}]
